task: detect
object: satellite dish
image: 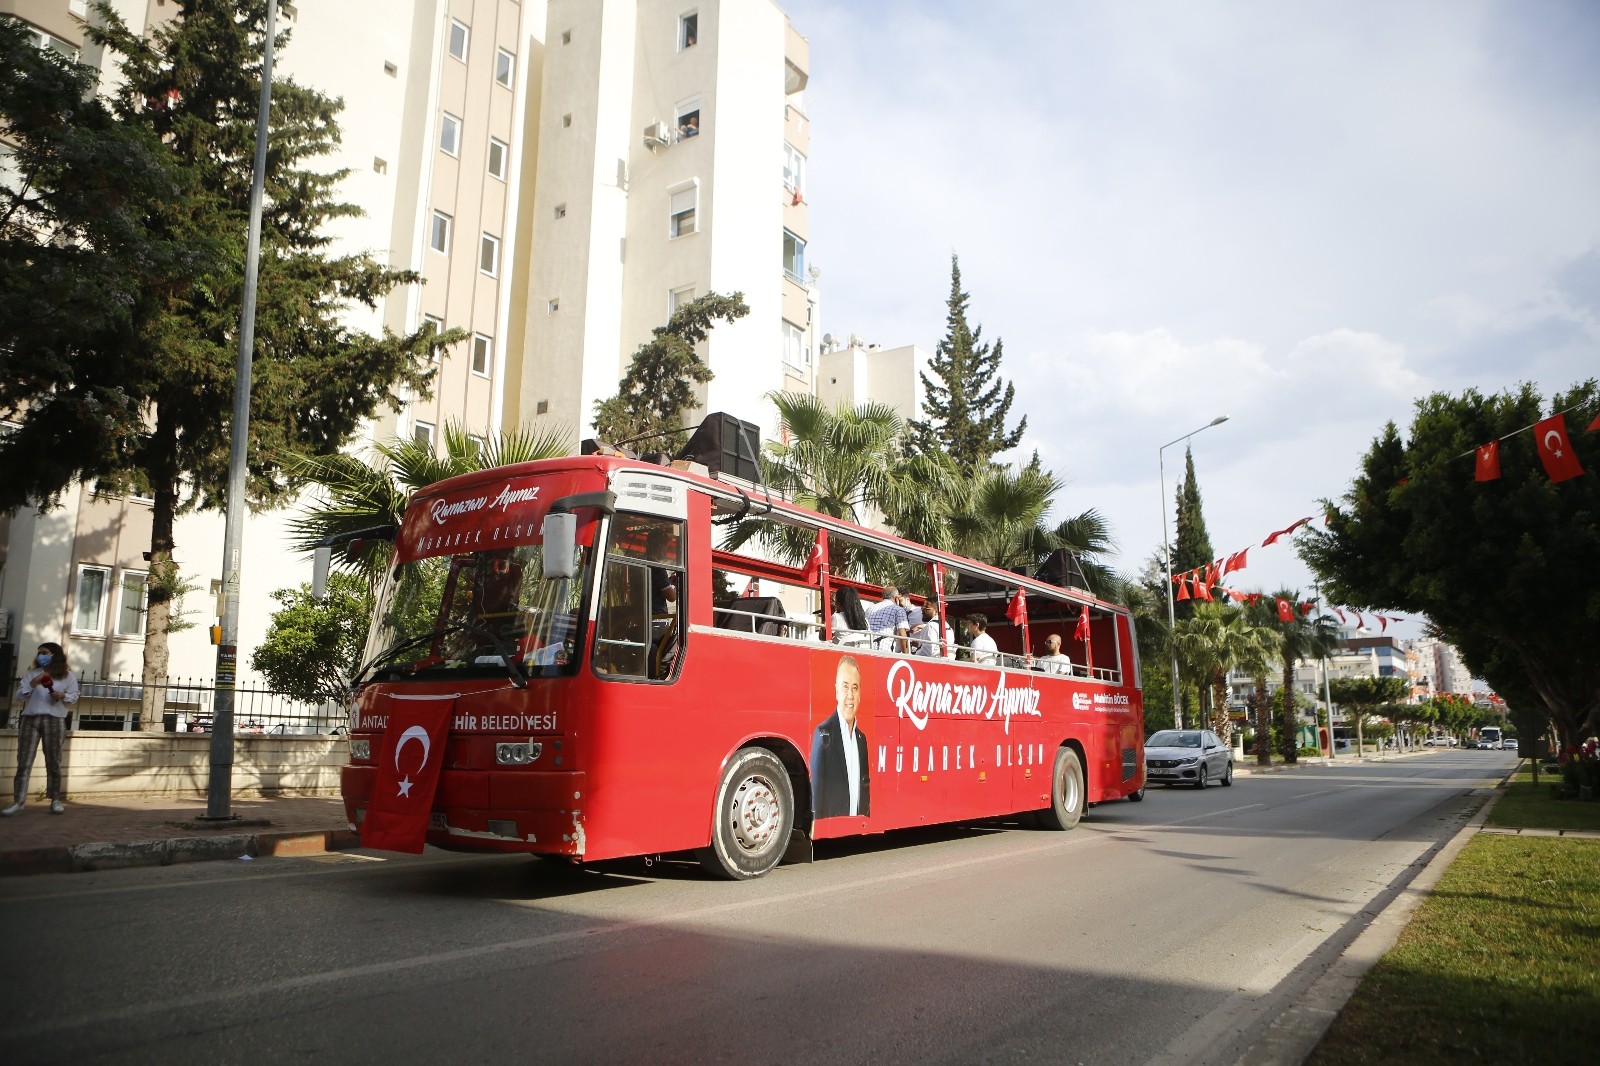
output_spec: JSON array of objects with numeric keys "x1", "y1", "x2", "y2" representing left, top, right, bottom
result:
[{"x1": 822, "y1": 333, "x2": 835, "y2": 347}]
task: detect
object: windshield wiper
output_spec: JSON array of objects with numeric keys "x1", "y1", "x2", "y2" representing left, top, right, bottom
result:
[{"x1": 353, "y1": 621, "x2": 529, "y2": 689}]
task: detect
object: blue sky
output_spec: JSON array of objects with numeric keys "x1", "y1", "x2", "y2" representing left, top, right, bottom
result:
[{"x1": 779, "y1": 0, "x2": 1600, "y2": 634}]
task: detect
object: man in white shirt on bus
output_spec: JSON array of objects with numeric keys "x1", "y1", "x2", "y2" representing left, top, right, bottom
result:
[
  {"x1": 810, "y1": 656, "x2": 870, "y2": 818},
  {"x1": 962, "y1": 614, "x2": 999, "y2": 666},
  {"x1": 1034, "y1": 633, "x2": 1072, "y2": 675}
]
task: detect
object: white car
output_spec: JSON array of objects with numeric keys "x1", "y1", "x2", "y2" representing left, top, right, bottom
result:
[{"x1": 1144, "y1": 729, "x2": 1234, "y2": 789}]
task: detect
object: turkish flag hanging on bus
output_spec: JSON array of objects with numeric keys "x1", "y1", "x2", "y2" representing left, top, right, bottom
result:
[
  {"x1": 1006, "y1": 587, "x2": 1028, "y2": 627},
  {"x1": 362, "y1": 698, "x2": 454, "y2": 854},
  {"x1": 802, "y1": 529, "x2": 828, "y2": 584}
]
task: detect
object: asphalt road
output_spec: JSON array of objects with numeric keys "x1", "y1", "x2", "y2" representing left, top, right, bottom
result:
[{"x1": 0, "y1": 750, "x2": 1513, "y2": 1065}]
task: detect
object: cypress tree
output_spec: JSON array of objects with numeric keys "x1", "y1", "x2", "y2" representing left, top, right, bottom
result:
[
  {"x1": 910, "y1": 255, "x2": 1026, "y2": 473},
  {"x1": 1172, "y1": 447, "x2": 1215, "y2": 619}
]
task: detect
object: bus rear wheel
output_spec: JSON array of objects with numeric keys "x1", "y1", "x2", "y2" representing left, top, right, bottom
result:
[
  {"x1": 698, "y1": 748, "x2": 793, "y2": 880},
  {"x1": 1035, "y1": 747, "x2": 1086, "y2": 830}
]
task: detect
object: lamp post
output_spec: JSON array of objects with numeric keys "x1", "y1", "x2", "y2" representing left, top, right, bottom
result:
[{"x1": 1160, "y1": 415, "x2": 1229, "y2": 731}]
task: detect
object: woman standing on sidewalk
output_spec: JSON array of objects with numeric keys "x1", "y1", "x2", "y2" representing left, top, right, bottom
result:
[{"x1": 3, "y1": 642, "x2": 79, "y2": 816}]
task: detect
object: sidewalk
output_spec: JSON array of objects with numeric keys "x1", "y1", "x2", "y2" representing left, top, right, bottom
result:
[{"x1": 0, "y1": 794, "x2": 356, "y2": 876}]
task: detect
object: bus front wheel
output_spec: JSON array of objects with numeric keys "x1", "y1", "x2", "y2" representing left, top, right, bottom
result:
[
  {"x1": 698, "y1": 748, "x2": 794, "y2": 880},
  {"x1": 1036, "y1": 747, "x2": 1086, "y2": 830}
]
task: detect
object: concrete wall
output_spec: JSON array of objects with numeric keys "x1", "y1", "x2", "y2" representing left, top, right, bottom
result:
[{"x1": 0, "y1": 731, "x2": 346, "y2": 799}]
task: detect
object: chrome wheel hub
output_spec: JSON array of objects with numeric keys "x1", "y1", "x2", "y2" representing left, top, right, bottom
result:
[{"x1": 730, "y1": 775, "x2": 780, "y2": 853}]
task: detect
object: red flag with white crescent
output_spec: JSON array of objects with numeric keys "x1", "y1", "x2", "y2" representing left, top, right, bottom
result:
[
  {"x1": 362, "y1": 697, "x2": 454, "y2": 854},
  {"x1": 802, "y1": 529, "x2": 828, "y2": 584},
  {"x1": 1276, "y1": 598, "x2": 1293, "y2": 623},
  {"x1": 1534, "y1": 414, "x2": 1585, "y2": 483},
  {"x1": 1006, "y1": 587, "x2": 1028, "y2": 627}
]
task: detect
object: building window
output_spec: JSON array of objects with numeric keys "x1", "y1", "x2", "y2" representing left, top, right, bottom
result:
[
  {"x1": 69, "y1": 0, "x2": 89, "y2": 15},
  {"x1": 554, "y1": 203, "x2": 567, "y2": 219},
  {"x1": 413, "y1": 420, "x2": 436, "y2": 450},
  {"x1": 487, "y1": 137, "x2": 508, "y2": 179},
  {"x1": 439, "y1": 112, "x2": 462, "y2": 156},
  {"x1": 115, "y1": 571, "x2": 148, "y2": 638},
  {"x1": 783, "y1": 143, "x2": 806, "y2": 196},
  {"x1": 480, "y1": 233, "x2": 500, "y2": 276},
  {"x1": 676, "y1": 102, "x2": 700, "y2": 141},
  {"x1": 680, "y1": 12, "x2": 698, "y2": 50},
  {"x1": 669, "y1": 183, "x2": 697, "y2": 238},
  {"x1": 548, "y1": 298, "x2": 560, "y2": 315},
  {"x1": 73, "y1": 566, "x2": 110, "y2": 634},
  {"x1": 496, "y1": 48, "x2": 515, "y2": 88},
  {"x1": 383, "y1": 60, "x2": 398, "y2": 77},
  {"x1": 373, "y1": 157, "x2": 388, "y2": 175},
  {"x1": 670, "y1": 286, "x2": 696, "y2": 315},
  {"x1": 562, "y1": 113, "x2": 573, "y2": 128},
  {"x1": 561, "y1": 29, "x2": 572, "y2": 45},
  {"x1": 782, "y1": 320, "x2": 809, "y2": 371},
  {"x1": 783, "y1": 229, "x2": 806, "y2": 281},
  {"x1": 448, "y1": 19, "x2": 469, "y2": 62},
  {"x1": 430, "y1": 211, "x2": 452, "y2": 253},
  {"x1": 536, "y1": 400, "x2": 550, "y2": 415},
  {"x1": 471, "y1": 334, "x2": 493, "y2": 376}
]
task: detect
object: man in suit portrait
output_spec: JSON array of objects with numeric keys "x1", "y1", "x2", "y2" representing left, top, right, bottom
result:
[{"x1": 811, "y1": 655, "x2": 870, "y2": 818}]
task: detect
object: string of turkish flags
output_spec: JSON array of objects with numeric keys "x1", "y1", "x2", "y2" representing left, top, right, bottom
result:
[{"x1": 1472, "y1": 408, "x2": 1599, "y2": 484}]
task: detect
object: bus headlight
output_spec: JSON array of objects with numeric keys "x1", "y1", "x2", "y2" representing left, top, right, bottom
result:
[
  {"x1": 349, "y1": 738, "x2": 371, "y2": 761},
  {"x1": 496, "y1": 741, "x2": 543, "y2": 766}
]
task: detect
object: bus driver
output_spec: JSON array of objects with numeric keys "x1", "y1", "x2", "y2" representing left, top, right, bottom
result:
[{"x1": 810, "y1": 655, "x2": 871, "y2": 818}]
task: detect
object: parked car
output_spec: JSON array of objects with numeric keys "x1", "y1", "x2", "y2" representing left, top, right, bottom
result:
[
  {"x1": 1144, "y1": 729, "x2": 1233, "y2": 789},
  {"x1": 1464, "y1": 738, "x2": 1480, "y2": 749}
]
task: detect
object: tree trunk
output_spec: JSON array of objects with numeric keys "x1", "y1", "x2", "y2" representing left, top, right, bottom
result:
[
  {"x1": 1254, "y1": 674, "x2": 1271, "y2": 766},
  {"x1": 1280, "y1": 661, "x2": 1299, "y2": 763},
  {"x1": 139, "y1": 415, "x2": 180, "y2": 732},
  {"x1": 1211, "y1": 671, "x2": 1231, "y2": 743}
]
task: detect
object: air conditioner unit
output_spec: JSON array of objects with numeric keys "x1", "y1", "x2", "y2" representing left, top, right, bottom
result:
[{"x1": 643, "y1": 120, "x2": 671, "y2": 149}]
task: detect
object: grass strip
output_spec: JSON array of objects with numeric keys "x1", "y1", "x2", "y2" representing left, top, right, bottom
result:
[
  {"x1": 1308, "y1": 834, "x2": 1600, "y2": 1065},
  {"x1": 1488, "y1": 771, "x2": 1600, "y2": 833}
]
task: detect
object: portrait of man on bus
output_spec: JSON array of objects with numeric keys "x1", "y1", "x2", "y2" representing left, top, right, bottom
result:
[{"x1": 810, "y1": 655, "x2": 870, "y2": 818}]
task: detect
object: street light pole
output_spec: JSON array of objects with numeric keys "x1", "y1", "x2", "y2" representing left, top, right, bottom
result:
[
  {"x1": 202, "y1": 0, "x2": 277, "y2": 822},
  {"x1": 1159, "y1": 416, "x2": 1229, "y2": 732}
]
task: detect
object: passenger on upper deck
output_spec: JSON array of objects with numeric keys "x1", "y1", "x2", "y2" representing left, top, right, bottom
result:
[
  {"x1": 1035, "y1": 633, "x2": 1072, "y2": 675},
  {"x1": 866, "y1": 586, "x2": 909, "y2": 650},
  {"x1": 831, "y1": 586, "x2": 870, "y2": 648},
  {"x1": 961, "y1": 614, "x2": 999, "y2": 666}
]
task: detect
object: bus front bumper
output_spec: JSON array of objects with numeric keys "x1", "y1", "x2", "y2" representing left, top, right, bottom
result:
[{"x1": 341, "y1": 765, "x2": 589, "y2": 856}]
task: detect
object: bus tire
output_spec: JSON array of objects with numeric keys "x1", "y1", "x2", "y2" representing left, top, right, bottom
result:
[
  {"x1": 1127, "y1": 786, "x2": 1145, "y2": 802},
  {"x1": 1036, "y1": 747, "x2": 1086, "y2": 831},
  {"x1": 697, "y1": 748, "x2": 794, "y2": 880}
]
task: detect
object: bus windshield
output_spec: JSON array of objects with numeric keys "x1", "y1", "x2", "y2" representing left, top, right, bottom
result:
[{"x1": 358, "y1": 542, "x2": 593, "y2": 685}]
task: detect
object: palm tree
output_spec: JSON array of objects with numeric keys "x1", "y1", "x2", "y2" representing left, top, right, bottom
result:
[
  {"x1": 288, "y1": 420, "x2": 572, "y2": 582},
  {"x1": 728, "y1": 392, "x2": 912, "y2": 581},
  {"x1": 1173, "y1": 603, "x2": 1281, "y2": 744},
  {"x1": 1259, "y1": 589, "x2": 1341, "y2": 763}
]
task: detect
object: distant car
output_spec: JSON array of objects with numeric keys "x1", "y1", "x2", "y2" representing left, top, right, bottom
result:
[
  {"x1": 1464, "y1": 739, "x2": 1480, "y2": 749},
  {"x1": 1145, "y1": 729, "x2": 1233, "y2": 789}
]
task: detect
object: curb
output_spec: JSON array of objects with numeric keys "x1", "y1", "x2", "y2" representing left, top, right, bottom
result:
[
  {"x1": 1235, "y1": 777, "x2": 1503, "y2": 1065},
  {"x1": 0, "y1": 827, "x2": 360, "y2": 877}
]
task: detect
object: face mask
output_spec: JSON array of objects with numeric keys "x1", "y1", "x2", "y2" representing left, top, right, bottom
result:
[{"x1": 37, "y1": 653, "x2": 52, "y2": 667}]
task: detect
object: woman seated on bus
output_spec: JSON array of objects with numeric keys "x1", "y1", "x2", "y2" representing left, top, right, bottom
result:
[{"x1": 831, "y1": 586, "x2": 870, "y2": 647}]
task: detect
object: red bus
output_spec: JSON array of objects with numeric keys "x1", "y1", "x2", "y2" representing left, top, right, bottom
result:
[{"x1": 336, "y1": 452, "x2": 1145, "y2": 878}]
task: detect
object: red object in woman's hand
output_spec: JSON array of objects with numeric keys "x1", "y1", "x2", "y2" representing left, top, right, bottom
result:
[{"x1": 38, "y1": 674, "x2": 53, "y2": 689}]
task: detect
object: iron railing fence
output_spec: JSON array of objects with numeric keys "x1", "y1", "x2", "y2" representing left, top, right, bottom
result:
[{"x1": 3, "y1": 673, "x2": 346, "y2": 735}]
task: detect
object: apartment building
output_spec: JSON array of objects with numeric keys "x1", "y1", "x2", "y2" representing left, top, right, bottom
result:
[
  {"x1": 0, "y1": 0, "x2": 536, "y2": 693},
  {"x1": 508, "y1": 0, "x2": 817, "y2": 444}
]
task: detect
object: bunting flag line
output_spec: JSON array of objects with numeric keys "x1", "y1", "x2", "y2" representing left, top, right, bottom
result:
[
  {"x1": 1474, "y1": 441, "x2": 1501, "y2": 482},
  {"x1": 1589, "y1": 411, "x2": 1600, "y2": 433},
  {"x1": 1276, "y1": 597, "x2": 1293, "y2": 623},
  {"x1": 1175, "y1": 577, "x2": 1191, "y2": 601}
]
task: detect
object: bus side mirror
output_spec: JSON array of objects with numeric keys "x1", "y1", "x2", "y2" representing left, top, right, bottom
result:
[
  {"x1": 542, "y1": 513, "x2": 578, "y2": 579},
  {"x1": 312, "y1": 544, "x2": 332, "y2": 600}
]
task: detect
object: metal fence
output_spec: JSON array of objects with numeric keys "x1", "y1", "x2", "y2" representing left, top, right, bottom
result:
[{"x1": 3, "y1": 674, "x2": 346, "y2": 735}]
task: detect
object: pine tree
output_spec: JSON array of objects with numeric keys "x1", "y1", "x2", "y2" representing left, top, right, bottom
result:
[
  {"x1": 1172, "y1": 446, "x2": 1215, "y2": 619},
  {"x1": 910, "y1": 255, "x2": 1026, "y2": 473},
  {"x1": 593, "y1": 291, "x2": 748, "y2": 451},
  {"x1": 0, "y1": 3, "x2": 448, "y2": 725}
]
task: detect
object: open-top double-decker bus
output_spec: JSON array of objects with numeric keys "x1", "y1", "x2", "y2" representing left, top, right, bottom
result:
[{"x1": 335, "y1": 442, "x2": 1145, "y2": 878}]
